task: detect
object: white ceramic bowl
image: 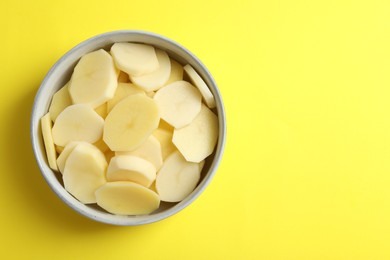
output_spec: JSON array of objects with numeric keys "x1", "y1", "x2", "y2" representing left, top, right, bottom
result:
[{"x1": 30, "y1": 30, "x2": 226, "y2": 225}]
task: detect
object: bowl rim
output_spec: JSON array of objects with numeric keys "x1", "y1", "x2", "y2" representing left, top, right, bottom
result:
[{"x1": 30, "y1": 30, "x2": 226, "y2": 226}]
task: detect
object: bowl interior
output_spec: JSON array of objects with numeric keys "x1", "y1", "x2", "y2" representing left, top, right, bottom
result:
[{"x1": 31, "y1": 31, "x2": 226, "y2": 225}]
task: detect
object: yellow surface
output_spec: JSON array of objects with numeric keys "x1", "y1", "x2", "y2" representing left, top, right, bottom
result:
[{"x1": 1, "y1": 0, "x2": 390, "y2": 259}]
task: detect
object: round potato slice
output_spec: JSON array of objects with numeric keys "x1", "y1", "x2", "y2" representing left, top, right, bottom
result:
[
  {"x1": 95, "y1": 182, "x2": 160, "y2": 215},
  {"x1": 103, "y1": 94, "x2": 160, "y2": 151}
]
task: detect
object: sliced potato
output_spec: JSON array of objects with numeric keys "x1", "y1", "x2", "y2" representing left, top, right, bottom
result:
[{"x1": 95, "y1": 181, "x2": 160, "y2": 215}]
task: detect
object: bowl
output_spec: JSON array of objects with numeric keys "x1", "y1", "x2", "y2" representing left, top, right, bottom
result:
[{"x1": 30, "y1": 30, "x2": 226, "y2": 225}]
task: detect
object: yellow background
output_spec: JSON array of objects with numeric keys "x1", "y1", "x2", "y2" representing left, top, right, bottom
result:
[{"x1": 1, "y1": 0, "x2": 390, "y2": 259}]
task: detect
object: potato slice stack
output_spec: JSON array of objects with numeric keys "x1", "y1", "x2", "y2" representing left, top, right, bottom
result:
[{"x1": 40, "y1": 43, "x2": 218, "y2": 216}]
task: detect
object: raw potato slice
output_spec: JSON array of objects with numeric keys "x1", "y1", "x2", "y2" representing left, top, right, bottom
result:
[
  {"x1": 130, "y1": 49, "x2": 171, "y2": 92},
  {"x1": 173, "y1": 105, "x2": 218, "y2": 163},
  {"x1": 111, "y1": 43, "x2": 159, "y2": 77},
  {"x1": 117, "y1": 71, "x2": 129, "y2": 83},
  {"x1": 107, "y1": 155, "x2": 156, "y2": 187},
  {"x1": 69, "y1": 49, "x2": 117, "y2": 108},
  {"x1": 153, "y1": 127, "x2": 176, "y2": 160},
  {"x1": 52, "y1": 104, "x2": 104, "y2": 146},
  {"x1": 103, "y1": 95, "x2": 160, "y2": 152},
  {"x1": 165, "y1": 59, "x2": 184, "y2": 85},
  {"x1": 156, "y1": 151, "x2": 201, "y2": 202},
  {"x1": 107, "y1": 83, "x2": 145, "y2": 113},
  {"x1": 57, "y1": 141, "x2": 82, "y2": 173},
  {"x1": 154, "y1": 80, "x2": 202, "y2": 128},
  {"x1": 95, "y1": 181, "x2": 160, "y2": 215},
  {"x1": 63, "y1": 142, "x2": 107, "y2": 204},
  {"x1": 49, "y1": 83, "x2": 72, "y2": 122},
  {"x1": 41, "y1": 113, "x2": 58, "y2": 171},
  {"x1": 184, "y1": 64, "x2": 216, "y2": 109},
  {"x1": 95, "y1": 103, "x2": 108, "y2": 118},
  {"x1": 116, "y1": 135, "x2": 163, "y2": 170}
]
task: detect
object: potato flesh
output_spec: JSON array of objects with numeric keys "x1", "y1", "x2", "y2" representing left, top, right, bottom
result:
[
  {"x1": 106, "y1": 155, "x2": 156, "y2": 187},
  {"x1": 156, "y1": 151, "x2": 200, "y2": 202},
  {"x1": 173, "y1": 104, "x2": 218, "y2": 163},
  {"x1": 95, "y1": 182, "x2": 160, "y2": 215},
  {"x1": 49, "y1": 83, "x2": 72, "y2": 122},
  {"x1": 111, "y1": 43, "x2": 159, "y2": 77},
  {"x1": 103, "y1": 95, "x2": 160, "y2": 152},
  {"x1": 184, "y1": 64, "x2": 216, "y2": 109},
  {"x1": 52, "y1": 104, "x2": 104, "y2": 147},
  {"x1": 115, "y1": 135, "x2": 163, "y2": 170},
  {"x1": 41, "y1": 113, "x2": 58, "y2": 171},
  {"x1": 63, "y1": 142, "x2": 107, "y2": 204},
  {"x1": 154, "y1": 80, "x2": 202, "y2": 128},
  {"x1": 69, "y1": 49, "x2": 118, "y2": 108},
  {"x1": 130, "y1": 49, "x2": 171, "y2": 92},
  {"x1": 107, "y1": 83, "x2": 145, "y2": 113}
]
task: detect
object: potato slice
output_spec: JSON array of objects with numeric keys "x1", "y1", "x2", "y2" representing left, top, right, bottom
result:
[
  {"x1": 111, "y1": 43, "x2": 159, "y2": 77},
  {"x1": 173, "y1": 105, "x2": 218, "y2": 163},
  {"x1": 52, "y1": 104, "x2": 104, "y2": 146},
  {"x1": 107, "y1": 83, "x2": 145, "y2": 113},
  {"x1": 154, "y1": 80, "x2": 202, "y2": 128},
  {"x1": 116, "y1": 135, "x2": 163, "y2": 170},
  {"x1": 95, "y1": 181, "x2": 160, "y2": 215},
  {"x1": 63, "y1": 142, "x2": 107, "y2": 204},
  {"x1": 103, "y1": 95, "x2": 160, "y2": 152},
  {"x1": 130, "y1": 49, "x2": 171, "y2": 92},
  {"x1": 153, "y1": 127, "x2": 176, "y2": 160},
  {"x1": 41, "y1": 113, "x2": 58, "y2": 171},
  {"x1": 107, "y1": 155, "x2": 156, "y2": 187},
  {"x1": 48, "y1": 83, "x2": 72, "y2": 122},
  {"x1": 165, "y1": 59, "x2": 183, "y2": 85},
  {"x1": 184, "y1": 64, "x2": 215, "y2": 108},
  {"x1": 156, "y1": 151, "x2": 200, "y2": 202},
  {"x1": 69, "y1": 49, "x2": 118, "y2": 108},
  {"x1": 57, "y1": 141, "x2": 82, "y2": 174}
]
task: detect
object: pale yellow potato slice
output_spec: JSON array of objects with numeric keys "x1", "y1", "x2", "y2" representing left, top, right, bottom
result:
[
  {"x1": 173, "y1": 104, "x2": 218, "y2": 163},
  {"x1": 107, "y1": 155, "x2": 156, "y2": 187},
  {"x1": 56, "y1": 141, "x2": 82, "y2": 174},
  {"x1": 111, "y1": 43, "x2": 159, "y2": 77},
  {"x1": 156, "y1": 151, "x2": 200, "y2": 202},
  {"x1": 130, "y1": 49, "x2": 171, "y2": 92},
  {"x1": 165, "y1": 59, "x2": 183, "y2": 85},
  {"x1": 154, "y1": 80, "x2": 202, "y2": 128},
  {"x1": 95, "y1": 181, "x2": 160, "y2": 215},
  {"x1": 48, "y1": 83, "x2": 72, "y2": 122},
  {"x1": 153, "y1": 127, "x2": 176, "y2": 160},
  {"x1": 52, "y1": 104, "x2": 104, "y2": 146},
  {"x1": 41, "y1": 113, "x2": 58, "y2": 171},
  {"x1": 69, "y1": 49, "x2": 117, "y2": 108},
  {"x1": 103, "y1": 95, "x2": 160, "y2": 152},
  {"x1": 184, "y1": 64, "x2": 216, "y2": 108},
  {"x1": 107, "y1": 83, "x2": 145, "y2": 113},
  {"x1": 115, "y1": 135, "x2": 163, "y2": 170},
  {"x1": 63, "y1": 142, "x2": 107, "y2": 204}
]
